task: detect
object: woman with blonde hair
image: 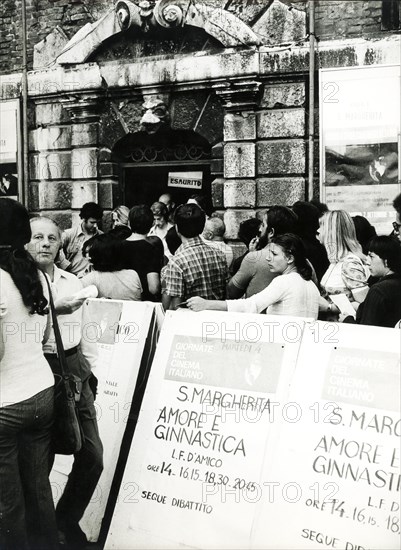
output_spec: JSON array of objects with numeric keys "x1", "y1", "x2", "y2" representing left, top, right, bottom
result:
[
  {"x1": 318, "y1": 210, "x2": 370, "y2": 316},
  {"x1": 109, "y1": 205, "x2": 131, "y2": 239},
  {"x1": 112, "y1": 205, "x2": 129, "y2": 226}
]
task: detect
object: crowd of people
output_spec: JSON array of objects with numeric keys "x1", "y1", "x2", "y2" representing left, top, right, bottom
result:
[{"x1": 1, "y1": 191, "x2": 401, "y2": 549}]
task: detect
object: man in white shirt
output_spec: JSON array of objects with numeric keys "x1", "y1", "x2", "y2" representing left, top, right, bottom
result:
[{"x1": 26, "y1": 216, "x2": 103, "y2": 549}]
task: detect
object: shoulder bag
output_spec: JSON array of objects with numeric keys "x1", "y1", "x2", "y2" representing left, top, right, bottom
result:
[{"x1": 44, "y1": 274, "x2": 83, "y2": 455}]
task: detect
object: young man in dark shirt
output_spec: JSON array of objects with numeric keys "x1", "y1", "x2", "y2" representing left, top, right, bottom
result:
[{"x1": 116, "y1": 205, "x2": 162, "y2": 301}]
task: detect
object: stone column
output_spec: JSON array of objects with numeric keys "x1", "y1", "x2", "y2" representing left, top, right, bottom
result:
[
  {"x1": 214, "y1": 80, "x2": 262, "y2": 240},
  {"x1": 29, "y1": 98, "x2": 74, "y2": 226},
  {"x1": 29, "y1": 91, "x2": 115, "y2": 227},
  {"x1": 62, "y1": 92, "x2": 115, "y2": 220},
  {"x1": 256, "y1": 81, "x2": 306, "y2": 208}
]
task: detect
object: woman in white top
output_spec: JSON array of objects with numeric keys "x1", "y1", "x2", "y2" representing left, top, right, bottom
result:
[
  {"x1": 187, "y1": 233, "x2": 320, "y2": 319},
  {"x1": 0, "y1": 199, "x2": 58, "y2": 549},
  {"x1": 82, "y1": 233, "x2": 142, "y2": 300}
]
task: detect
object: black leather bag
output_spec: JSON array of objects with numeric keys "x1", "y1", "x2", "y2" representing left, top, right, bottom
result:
[
  {"x1": 44, "y1": 275, "x2": 83, "y2": 455},
  {"x1": 52, "y1": 372, "x2": 83, "y2": 455}
]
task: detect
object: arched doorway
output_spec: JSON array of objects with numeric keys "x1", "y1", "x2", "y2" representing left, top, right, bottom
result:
[{"x1": 113, "y1": 129, "x2": 212, "y2": 208}]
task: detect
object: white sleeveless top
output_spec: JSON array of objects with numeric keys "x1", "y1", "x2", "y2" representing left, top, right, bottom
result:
[{"x1": 0, "y1": 269, "x2": 54, "y2": 406}]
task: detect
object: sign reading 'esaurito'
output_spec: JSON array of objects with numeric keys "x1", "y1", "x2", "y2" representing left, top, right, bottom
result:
[{"x1": 168, "y1": 171, "x2": 203, "y2": 189}]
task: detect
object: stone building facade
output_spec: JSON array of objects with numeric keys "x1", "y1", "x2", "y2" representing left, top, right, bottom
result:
[{"x1": 0, "y1": 0, "x2": 400, "y2": 236}]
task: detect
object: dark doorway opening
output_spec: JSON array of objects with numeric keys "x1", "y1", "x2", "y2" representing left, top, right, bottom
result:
[
  {"x1": 123, "y1": 162, "x2": 211, "y2": 208},
  {"x1": 113, "y1": 129, "x2": 212, "y2": 208}
]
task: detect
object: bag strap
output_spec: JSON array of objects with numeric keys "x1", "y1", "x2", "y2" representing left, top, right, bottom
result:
[{"x1": 42, "y1": 272, "x2": 68, "y2": 377}]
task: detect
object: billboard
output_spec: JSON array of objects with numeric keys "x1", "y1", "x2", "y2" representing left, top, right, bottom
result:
[{"x1": 320, "y1": 65, "x2": 401, "y2": 234}]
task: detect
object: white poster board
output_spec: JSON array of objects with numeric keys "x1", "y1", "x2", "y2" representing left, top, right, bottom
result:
[
  {"x1": 0, "y1": 100, "x2": 18, "y2": 163},
  {"x1": 0, "y1": 100, "x2": 19, "y2": 199},
  {"x1": 252, "y1": 322, "x2": 401, "y2": 550},
  {"x1": 320, "y1": 65, "x2": 401, "y2": 235},
  {"x1": 105, "y1": 311, "x2": 306, "y2": 549},
  {"x1": 51, "y1": 299, "x2": 163, "y2": 542}
]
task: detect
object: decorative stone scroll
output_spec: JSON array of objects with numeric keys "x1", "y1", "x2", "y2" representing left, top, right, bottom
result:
[
  {"x1": 60, "y1": 92, "x2": 106, "y2": 123},
  {"x1": 214, "y1": 80, "x2": 262, "y2": 112}
]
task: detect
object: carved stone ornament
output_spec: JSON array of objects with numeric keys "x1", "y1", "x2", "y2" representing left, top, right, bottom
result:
[
  {"x1": 140, "y1": 97, "x2": 170, "y2": 134},
  {"x1": 114, "y1": 0, "x2": 260, "y2": 45},
  {"x1": 55, "y1": 0, "x2": 260, "y2": 65},
  {"x1": 154, "y1": 0, "x2": 183, "y2": 28},
  {"x1": 60, "y1": 93, "x2": 105, "y2": 123}
]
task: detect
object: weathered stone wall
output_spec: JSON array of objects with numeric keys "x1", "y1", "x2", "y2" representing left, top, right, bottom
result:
[
  {"x1": 0, "y1": 0, "x2": 111, "y2": 74},
  {"x1": 315, "y1": 1, "x2": 385, "y2": 39}
]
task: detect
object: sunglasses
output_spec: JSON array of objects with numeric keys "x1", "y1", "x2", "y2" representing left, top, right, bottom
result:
[{"x1": 393, "y1": 221, "x2": 401, "y2": 233}]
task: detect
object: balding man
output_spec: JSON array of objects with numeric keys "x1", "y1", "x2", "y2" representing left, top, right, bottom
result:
[
  {"x1": 158, "y1": 192, "x2": 176, "y2": 223},
  {"x1": 202, "y1": 216, "x2": 234, "y2": 270}
]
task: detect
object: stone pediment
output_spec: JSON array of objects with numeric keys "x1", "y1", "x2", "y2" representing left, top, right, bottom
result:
[
  {"x1": 33, "y1": 26, "x2": 69, "y2": 70},
  {"x1": 55, "y1": 0, "x2": 261, "y2": 65},
  {"x1": 33, "y1": 0, "x2": 308, "y2": 66}
]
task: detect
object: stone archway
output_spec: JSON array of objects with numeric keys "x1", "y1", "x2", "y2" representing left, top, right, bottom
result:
[{"x1": 55, "y1": 0, "x2": 260, "y2": 65}]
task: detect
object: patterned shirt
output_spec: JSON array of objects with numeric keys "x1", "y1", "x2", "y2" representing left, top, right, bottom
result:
[
  {"x1": 161, "y1": 236, "x2": 228, "y2": 300},
  {"x1": 321, "y1": 253, "x2": 369, "y2": 300},
  {"x1": 60, "y1": 222, "x2": 102, "y2": 278}
]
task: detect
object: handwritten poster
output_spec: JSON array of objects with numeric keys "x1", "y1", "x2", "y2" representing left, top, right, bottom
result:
[
  {"x1": 252, "y1": 322, "x2": 400, "y2": 550},
  {"x1": 51, "y1": 299, "x2": 162, "y2": 542},
  {"x1": 105, "y1": 311, "x2": 306, "y2": 549}
]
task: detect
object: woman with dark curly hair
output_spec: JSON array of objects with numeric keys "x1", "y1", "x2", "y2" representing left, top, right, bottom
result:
[
  {"x1": 0, "y1": 199, "x2": 58, "y2": 549},
  {"x1": 186, "y1": 233, "x2": 320, "y2": 319}
]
